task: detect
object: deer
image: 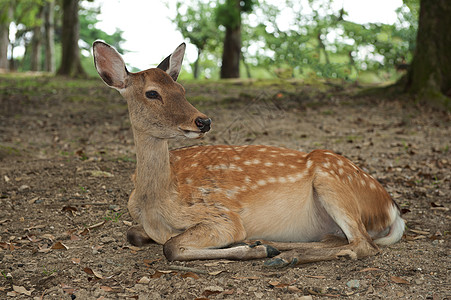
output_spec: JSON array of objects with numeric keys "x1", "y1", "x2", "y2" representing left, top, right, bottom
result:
[{"x1": 92, "y1": 41, "x2": 405, "y2": 267}]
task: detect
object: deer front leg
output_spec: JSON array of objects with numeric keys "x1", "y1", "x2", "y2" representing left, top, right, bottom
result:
[{"x1": 163, "y1": 217, "x2": 280, "y2": 261}]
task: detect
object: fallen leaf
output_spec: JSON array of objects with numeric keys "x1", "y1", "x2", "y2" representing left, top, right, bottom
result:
[
  {"x1": 288, "y1": 286, "x2": 301, "y2": 292},
  {"x1": 208, "y1": 270, "x2": 223, "y2": 276},
  {"x1": 71, "y1": 258, "x2": 81, "y2": 264},
  {"x1": 13, "y1": 285, "x2": 31, "y2": 296},
  {"x1": 181, "y1": 272, "x2": 199, "y2": 279},
  {"x1": 202, "y1": 290, "x2": 221, "y2": 297},
  {"x1": 88, "y1": 221, "x2": 106, "y2": 230},
  {"x1": 70, "y1": 234, "x2": 80, "y2": 241},
  {"x1": 390, "y1": 276, "x2": 410, "y2": 284},
  {"x1": 223, "y1": 289, "x2": 234, "y2": 295},
  {"x1": 51, "y1": 241, "x2": 68, "y2": 250},
  {"x1": 410, "y1": 229, "x2": 430, "y2": 235},
  {"x1": 150, "y1": 270, "x2": 168, "y2": 278},
  {"x1": 41, "y1": 234, "x2": 55, "y2": 241},
  {"x1": 90, "y1": 170, "x2": 114, "y2": 177},
  {"x1": 358, "y1": 267, "x2": 383, "y2": 272},
  {"x1": 232, "y1": 276, "x2": 259, "y2": 280},
  {"x1": 123, "y1": 220, "x2": 133, "y2": 226},
  {"x1": 100, "y1": 286, "x2": 114, "y2": 292},
  {"x1": 25, "y1": 224, "x2": 46, "y2": 232},
  {"x1": 26, "y1": 235, "x2": 41, "y2": 243},
  {"x1": 143, "y1": 258, "x2": 161, "y2": 267},
  {"x1": 137, "y1": 276, "x2": 150, "y2": 284},
  {"x1": 83, "y1": 267, "x2": 103, "y2": 279}
]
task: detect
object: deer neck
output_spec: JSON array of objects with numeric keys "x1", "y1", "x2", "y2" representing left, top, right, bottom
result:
[{"x1": 132, "y1": 130, "x2": 174, "y2": 202}]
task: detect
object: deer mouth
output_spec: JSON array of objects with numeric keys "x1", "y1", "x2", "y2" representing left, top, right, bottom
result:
[{"x1": 179, "y1": 128, "x2": 205, "y2": 139}]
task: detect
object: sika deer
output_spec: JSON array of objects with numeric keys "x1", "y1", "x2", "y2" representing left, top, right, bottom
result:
[{"x1": 92, "y1": 41, "x2": 405, "y2": 266}]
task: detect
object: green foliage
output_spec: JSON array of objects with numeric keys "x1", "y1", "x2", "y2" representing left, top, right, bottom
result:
[
  {"x1": 79, "y1": 5, "x2": 125, "y2": 53},
  {"x1": 172, "y1": 0, "x2": 419, "y2": 82}
]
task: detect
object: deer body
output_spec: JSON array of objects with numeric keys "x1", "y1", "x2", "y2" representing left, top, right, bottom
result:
[{"x1": 93, "y1": 41, "x2": 404, "y2": 265}]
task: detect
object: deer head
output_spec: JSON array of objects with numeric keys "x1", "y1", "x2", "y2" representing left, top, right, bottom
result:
[{"x1": 92, "y1": 41, "x2": 211, "y2": 139}]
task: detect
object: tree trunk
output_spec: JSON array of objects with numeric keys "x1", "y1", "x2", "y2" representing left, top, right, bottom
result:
[
  {"x1": 193, "y1": 48, "x2": 201, "y2": 79},
  {"x1": 0, "y1": 4, "x2": 13, "y2": 70},
  {"x1": 44, "y1": 0, "x2": 55, "y2": 73},
  {"x1": 405, "y1": 0, "x2": 451, "y2": 108},
  {"x1": 220, "y1": 26, "x2": 241, "y2": 78},
  {"x1": 31, "y1": 6, "x2": 44, "y2": 71},
  {"x1": 57, "y1": 0, "x2": 86, "y2": 77}
]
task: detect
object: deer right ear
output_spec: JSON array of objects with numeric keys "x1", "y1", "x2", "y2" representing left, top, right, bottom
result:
[{"x1": 93, "y1": 41, "x2": 128, "y2": 90}]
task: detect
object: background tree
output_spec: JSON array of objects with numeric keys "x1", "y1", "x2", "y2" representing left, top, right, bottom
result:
[
  {"x1": 0, "y1": 0, "x2": 13, "y2": 70},
  {"x1": 44, "y1": 0, "x2": 55, "y2": 72},
  {"x1": 404, "y1": 0, "x2": 451, "y2": 108},
  {"x1": 57, "y1": 0, "x2": 86, "y2": 77},
  {"x1": 216, "y1": 0, "x2": 254, "y2": 78},
  {"x1": 173, "y1": 0, "x2": 220, "y2": 79}
]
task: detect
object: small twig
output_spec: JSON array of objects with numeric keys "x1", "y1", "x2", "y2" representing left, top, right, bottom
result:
[{"x1": 167, "y1": 265, "x2": 208, "y2": 275}]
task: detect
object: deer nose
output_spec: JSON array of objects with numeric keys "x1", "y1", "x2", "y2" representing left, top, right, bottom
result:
[{"x1": 195, "y1": 117, "x2": 211, "y2": 133}]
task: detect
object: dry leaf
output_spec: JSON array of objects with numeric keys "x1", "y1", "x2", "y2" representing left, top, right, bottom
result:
[
  {"x1": 181, "y1": 272, "x2": 199, "y2": 279},
  {"x1": 150, "y1": 270, "x2": 168, "y2": 278},
  {"x1": 232, "y1": 276, "x2": 259, "y2": 280},
  {"x1": 288, "y1": 286, "x2": 301, "y2": 292},
  {"x1": 100, "y1": 286, "x2": 114, "y2": 292},
  {"x1": 88, "y1": 221, "x2": 106, "y2": 230},
  {"x1": 123, "y1": 220, "x2": 133, "y2": 226},
  {"x1": 83, "y1": 267, "x2": 103, "y2": 279},
  {"x1": 71, "y1": 258, "x2": 81, "y2": 264},
  {"x1": 51, "y1": 241, "x2": 68, "y2": 250},
  {"x1": 359, "y1": 267, "x2": 383, "y2": 272},
  {"x1": 137, "y1": 276, "x2": 151, "y2": 284},
  {"x1": 89, "y1": 170, "x2": 114, "y2": 178},
  {"x1": 13, "y1": 285, "x2": 31, "y2": 296},
  {"x1": 390, "y1": 276, "x2": 410, "y2": 284},
  {"x1": 41, "y1": 234, "x2": 55, "y2": 241},
  {"x1": 208, "y1": 270, "x2": 223, "y2": 276},
  {"x1": 202, "y1": 290, "x2": 221, "y2": 297},
  {"x1": 143, "y1": 258, "x2": 162, "y2": 267}
]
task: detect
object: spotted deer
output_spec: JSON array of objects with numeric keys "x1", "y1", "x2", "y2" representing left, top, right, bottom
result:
[{"x1": 92, "y1": 41, "x2": 405, "y2": 266}]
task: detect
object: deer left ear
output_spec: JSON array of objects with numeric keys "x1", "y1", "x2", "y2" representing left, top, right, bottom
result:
[{"x1": 157, "y1": 43, "x2": 186, "y2": 81}]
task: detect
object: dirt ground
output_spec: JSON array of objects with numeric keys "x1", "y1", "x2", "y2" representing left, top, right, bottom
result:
[{"x1": 0, "y1": 75, "x2": 450, "y2": 299}]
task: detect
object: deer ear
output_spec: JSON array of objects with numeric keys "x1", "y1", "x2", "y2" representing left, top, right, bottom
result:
[
  {"x1": 157, "y1": 43, "x2": 186, "y2": 81},
  {"x1": 93, "y1": 40, "x2": 128, "y2": 90}
]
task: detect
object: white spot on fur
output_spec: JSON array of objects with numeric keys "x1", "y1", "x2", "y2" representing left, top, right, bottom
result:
[
  {"x1": 278, "y1": 177, "x2": 287, "y2": 183},
  {"x1": 267, "y1": 177, "x2": 277, "y2": 183},
  {"x1": 277, "y1": 162, "x2": 285, "y2": 167},
  {"x1": 264, "y1": 162, "x2": 273, "y2": 167},
  {"x1": 306, "y1": 160, "x2": 313, "y2": 169},
  {"x1": 337, "y1": 159, "x2": 344, "y2": 166},
  {"x1": 338, "y1": 168, "x2": 344, "y2": 175},
  {"x1": 257, "y1": 148, "x2": 267, "y2": 152},
  {"x1": 257, "y1": 179, "x2": 267, "y2": 186},
  {"x1": 369, "y1": 182, "x2": 376, "y2": 190}
]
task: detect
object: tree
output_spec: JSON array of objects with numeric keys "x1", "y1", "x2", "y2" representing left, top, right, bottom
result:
[
  {"x1": 30, "y1": 3, "x2": 44, "y2": 71},
  {"x1": 57, "y1": 0, "x2": 86, "y2": 77},
  {"x1": 0, "y1": 1, "x2": 13, "y2": 70},
  {"x1": 404, "y1": 0, "x2": 451, "y2": 108},
  {"x1": 216, "y1": 0, "x2": 254, "y2": 78},
  {"x1": 44, "y1": 0, "x2": 55, "y2": 72},
  {"x1": 173, "y1": 1, "x2": 220, "y2": 79}
]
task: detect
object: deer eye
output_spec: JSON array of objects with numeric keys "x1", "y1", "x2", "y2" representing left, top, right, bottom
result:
[{"x1": 145, "y1": 90, "x2": 161, "y2": 100}]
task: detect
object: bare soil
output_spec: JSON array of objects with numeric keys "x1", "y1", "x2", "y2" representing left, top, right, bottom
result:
[{"x1": 0, "y1": 76, "x2": 450, "y2": 299}]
